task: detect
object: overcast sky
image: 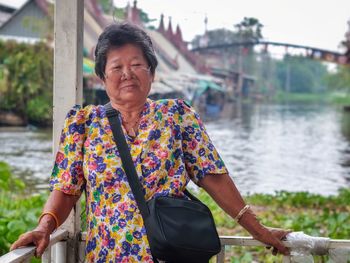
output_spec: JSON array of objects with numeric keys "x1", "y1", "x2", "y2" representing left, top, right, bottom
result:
[{"x1": 4, "y1": 0, "x2": 350, "y2": 52}]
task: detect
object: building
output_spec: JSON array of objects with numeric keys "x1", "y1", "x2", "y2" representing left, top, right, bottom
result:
[
  {"x1": 0, "y1": 3, "x2": 15, "y2": 27},
  {"x1": 0, "y1": 0, "x2": 105, "y2": 53},
  {"x1": 0, "y1": 0, "x2": 227, "y2": 104}
]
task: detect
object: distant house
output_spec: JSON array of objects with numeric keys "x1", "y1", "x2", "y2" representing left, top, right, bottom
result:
[
  {"x1": 0, "y1": 3, "x2": 15, "y2": 27},
  {"x1": 0, "y1": 0, "x2": 105, "y2": 54},
  {"x1": 0, "y1": 0, "x2": 49, "y2": 43}
]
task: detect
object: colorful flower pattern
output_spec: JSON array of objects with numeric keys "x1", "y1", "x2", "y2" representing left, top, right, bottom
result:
[{"x1": 50, "y1": 98, "x2": 228, "y2": 262}]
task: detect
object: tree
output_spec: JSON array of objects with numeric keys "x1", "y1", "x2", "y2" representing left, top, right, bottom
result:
[
  {"x1": 234, "y1": 17, "x2": 264, "y2": 77},
  {"x1": 234, "y1": 17, "x2": 263, "y2": 42},
  {"x1": 325, "y1": 20, "x2": 350, "y2": 93},
  {"x1": 191, "y1": 28, "x2": 239, "y2": 49},
  {"x1": 327, "y1": 66, "x2": 350, "y2": 93},
  {"x1": 98, "y1": 0, "x2": 114, "y2": 15},
  {"x1": 276, "y1": 55, "x2": 328, "y2": 93},
  {"x1": 0, "y1": 41, "x2": 53, "y2": 125},
  {"x1": 341, "y1": 20, "x2": 350, "y2": 63}
]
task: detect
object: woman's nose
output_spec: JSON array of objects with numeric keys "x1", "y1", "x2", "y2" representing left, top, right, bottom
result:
[{"x1": 121, "y1": 68, "x2": 134, "y2": 80}]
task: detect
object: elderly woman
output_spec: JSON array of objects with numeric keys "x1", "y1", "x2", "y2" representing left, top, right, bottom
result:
[{"x1": 11, "y1": 23, "x2": 289, "y2": 262}]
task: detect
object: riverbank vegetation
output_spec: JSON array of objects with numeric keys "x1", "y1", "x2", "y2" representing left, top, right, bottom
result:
[
  {"x1": 0, "y1": 40, "x2": 53, "y2": 126},
  {"x1": 1, "y1": 161, "x2": 349, "y2": 262},
  {"x1": 0, "y1": 161, "x2": 47, "y2": 257}
]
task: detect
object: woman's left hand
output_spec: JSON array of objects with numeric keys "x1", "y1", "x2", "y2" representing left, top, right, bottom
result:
[{"x1": 257, "y1": 227, "x2": 292, "y2": 255}]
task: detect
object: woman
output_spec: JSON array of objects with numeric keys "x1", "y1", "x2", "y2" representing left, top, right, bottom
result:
[{"x1": 11, "y1": 23, "x2": 290, "y2": 262}]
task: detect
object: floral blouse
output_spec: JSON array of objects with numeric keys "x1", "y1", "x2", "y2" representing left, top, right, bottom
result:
[{"x1": 50, "y1": 98, "x2": 228, "y2": 263}]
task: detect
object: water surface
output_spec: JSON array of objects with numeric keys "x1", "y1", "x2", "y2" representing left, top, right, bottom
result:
[{"x1": 1, "y1": 102, "x2": 349, "y2": 195}]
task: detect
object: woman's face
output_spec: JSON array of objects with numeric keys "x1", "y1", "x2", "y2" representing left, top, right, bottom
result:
[{"x1": 103, "y1": 44, "x2": 154, "y2": 105}]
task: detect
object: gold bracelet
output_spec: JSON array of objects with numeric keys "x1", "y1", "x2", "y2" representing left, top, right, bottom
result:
[
  {"x1": 38, "y1": 212, "x2": 59, "y2": 230},
  {"x1": 234, "y1": 205, "x2": 250, "y2": 222}
]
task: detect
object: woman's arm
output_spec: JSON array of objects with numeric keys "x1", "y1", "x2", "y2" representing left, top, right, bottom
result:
[
  {"x1": 199, "y1": 173, "x2": 290, "y2": 255},
  {"x1": 10, "y1": 190, "x2": 79, "y2": 257}
]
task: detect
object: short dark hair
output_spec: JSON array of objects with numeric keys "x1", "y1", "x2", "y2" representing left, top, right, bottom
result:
[{"x1": 94, "y1": 22, "x2": 158, "y2": 80}]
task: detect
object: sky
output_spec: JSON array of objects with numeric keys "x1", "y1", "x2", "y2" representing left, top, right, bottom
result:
[{"x1": 3, "y1": 0, "x2": 350, "y2": 52}]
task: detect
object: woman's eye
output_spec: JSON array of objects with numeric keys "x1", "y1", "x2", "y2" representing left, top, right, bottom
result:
[{"x1": 113, "y1": 66, "x2": 122, "y2": 71}]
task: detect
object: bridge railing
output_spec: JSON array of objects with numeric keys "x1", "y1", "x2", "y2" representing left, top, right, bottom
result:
[{"x1": 1, "y1": 233, "x2": 350, "y2": 263}]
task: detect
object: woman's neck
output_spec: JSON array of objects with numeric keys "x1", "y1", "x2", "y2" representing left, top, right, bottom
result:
[{"x1": 110, "y1": 100, "x2": 146, "y2": 119}]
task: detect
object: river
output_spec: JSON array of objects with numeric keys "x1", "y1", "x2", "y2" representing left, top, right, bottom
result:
[{"x1": 1, "y1": 102, "x2": 350, "y2": 195}]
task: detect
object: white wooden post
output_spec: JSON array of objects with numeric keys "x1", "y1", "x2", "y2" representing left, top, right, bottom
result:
[
  {"x1": 55, "y1": 242, "x2": 68, "y2": 263},
  {"x1": 216, "y1": 246, "x2": 225, "y2": 263},
  {"x1": 41, "y1": 247, "x2": 51, "y2": 263},
  {"x1": 53, "y1": 0, "x2": 84, "y2": 262},
  {"x1": 282, "y1": 255, "x2": 291, "y2": 263}
]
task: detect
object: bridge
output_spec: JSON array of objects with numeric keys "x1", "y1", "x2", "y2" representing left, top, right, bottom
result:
[{"x1": 192, "y1": 40, "x2": 350, "y2": 65}]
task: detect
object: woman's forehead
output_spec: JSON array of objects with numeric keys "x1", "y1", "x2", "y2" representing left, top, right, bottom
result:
[{"x1": 106, "y1": 44, "x2": 145, "y2": 63}]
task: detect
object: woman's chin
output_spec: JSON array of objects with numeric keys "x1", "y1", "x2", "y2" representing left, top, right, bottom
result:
[{"x1": 119, "y1": 92, "x2": 147, "y2": 103}]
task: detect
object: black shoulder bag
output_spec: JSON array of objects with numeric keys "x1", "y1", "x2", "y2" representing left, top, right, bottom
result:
[{"x1": 105, "y1": 103, "x2": 221, "y2": 263}]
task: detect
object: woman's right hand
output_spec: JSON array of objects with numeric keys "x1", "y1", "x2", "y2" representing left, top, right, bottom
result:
[
  {"x1": 10, "y1": 228, "x2": 50, "y2": 258},
  {"x1": 9, "y1": 190, "x2": 79, "y2": 257}
]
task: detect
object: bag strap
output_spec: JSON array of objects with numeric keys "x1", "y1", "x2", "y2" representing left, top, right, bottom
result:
[
  {"x1": 104, "y1": 102, "x2": 150, "y2": 218},
  {"x1": 104, "y1": 103, "x2": 201, "y2": 217}
]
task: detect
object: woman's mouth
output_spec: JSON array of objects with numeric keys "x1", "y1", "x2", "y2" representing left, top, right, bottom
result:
[{"x1": 120, "y1": 84, "x2": 137, "y2": 90}]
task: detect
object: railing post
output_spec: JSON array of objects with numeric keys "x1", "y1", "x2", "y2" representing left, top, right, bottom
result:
[
  {"x1": 53, "y1": 0, "x2": 84, "y2": 262},
  {"x1": 55, "y1": 242, "x2": 67, "y2": 263},
  {"x1": 216, "y1": 246, "x2": 225, "y2": 263},
  {"x1": 42, "y1": 247, "x2": 51, "y2": 263},
  {"x1": 282, "y1": 255, "x2": 291, "y2": 263}
]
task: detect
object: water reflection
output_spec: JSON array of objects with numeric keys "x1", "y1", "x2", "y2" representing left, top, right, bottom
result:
[
  {"x1": 339, "y1": 110, "x2": 350, "y2": 183},
  {"x1": 205, "y1": 102, "x2": 350, "y2": 195},
  {"x1": 0, "y1": 102, "x2": 349, "y2": 195},
  {"x1": 0, "y1": 127, "x2": 52, "y2": 190}
]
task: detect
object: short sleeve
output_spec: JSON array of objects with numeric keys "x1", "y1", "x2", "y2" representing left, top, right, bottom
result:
[
  {"x1": 178, "y1": 100, "x2": 228, "y2": 185},
  {"x1": 49, "y1": 105, "x2": 87, "y2": 195}
]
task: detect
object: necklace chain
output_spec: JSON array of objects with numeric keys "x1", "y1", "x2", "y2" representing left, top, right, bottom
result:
[
  {"x1": 121, "y1": 115, "x2": 139, "y2": 126},
  {"x1": 121, "y1": 114, "x2": 140, "y2": 137}
]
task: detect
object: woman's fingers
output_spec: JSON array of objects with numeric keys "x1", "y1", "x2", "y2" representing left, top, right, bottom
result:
[
  {"x1": 262, "y1": 227, "x2": 292, "y2": 255},
  {"x1": 10, "y1": 230, "x2": 50, "y2": 258},
  {"x1": 10, "y1": 232, "x2": 35, "y2": 251},
  {"x1": 268, "y1": 227, "x2": 292, "y2": 240},
  {"x1": 35, "y1": 237, "x2": 50, "y2": 258},
  {"x1": 270, "y1": 238, "x2": 290, "y2": 255}
]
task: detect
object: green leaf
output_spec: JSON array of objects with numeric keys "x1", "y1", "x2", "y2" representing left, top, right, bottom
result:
[{"x1": 7, "y1": 220, "x2": 27, "y2": 233}]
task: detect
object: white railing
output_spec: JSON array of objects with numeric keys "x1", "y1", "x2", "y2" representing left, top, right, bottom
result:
[
  {"x1": 1, "y1": 234, "x2": 349, "y2": 263},
  {"x1": 0, "y1": 229, "x2": 68, "y2": 263},
  {"x1": 216, "y1": 236, "x2": 350, "y2": 263}
]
